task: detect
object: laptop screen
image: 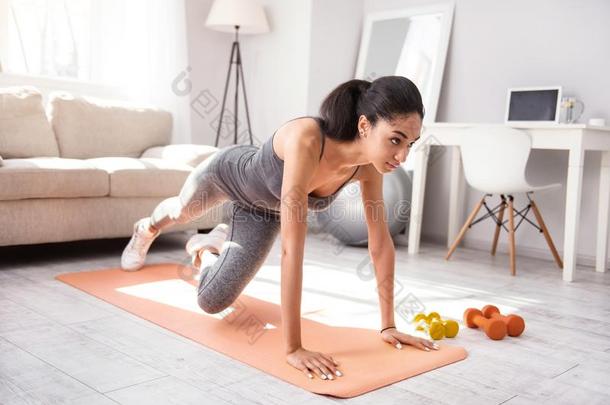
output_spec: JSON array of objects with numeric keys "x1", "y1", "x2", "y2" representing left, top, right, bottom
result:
[{"x1": 507, "y1": 89, "x2": 560, "y2": 122}]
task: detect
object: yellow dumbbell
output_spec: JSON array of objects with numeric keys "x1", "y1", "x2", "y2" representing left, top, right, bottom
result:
[
  {"x1": 412, "y1": 312, "x2": 459, "y2": 340},
  {"x1": 413, "y1": 313, "x2": 427, "y2": 324},
  {"x1": 443, "y1": 319, "x2": 459, "y2": 338},
  {"x1": 413, "y1": 312, "x2": 444, "y2": 340},
  {"x1": 427, "y1": 311, "x2": 441, "y2": 322}
]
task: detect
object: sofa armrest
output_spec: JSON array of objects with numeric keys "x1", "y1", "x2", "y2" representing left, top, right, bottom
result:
[
  {"x1": 140, "y1": 144, "x2": 218, "y2": 167},
  {"x1": 0, "y1": 155, "x2": 3, "y2": 167}
]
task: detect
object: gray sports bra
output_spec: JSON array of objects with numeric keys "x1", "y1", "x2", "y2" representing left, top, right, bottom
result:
[
  {"x1": 231, "y1": 116, "x2": 360, "y2": 213},
  {"x1": 270, "y1": 117, "x2": 360, "y2": 197}
]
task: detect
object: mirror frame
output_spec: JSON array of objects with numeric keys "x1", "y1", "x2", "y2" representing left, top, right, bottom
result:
[{"x1": 354, "y1": 1, "x2": 455, "y2": 124}]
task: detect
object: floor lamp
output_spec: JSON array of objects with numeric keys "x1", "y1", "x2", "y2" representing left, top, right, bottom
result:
[{"x1": 206, "y1": 0, "x2": 269, "y2": 147}]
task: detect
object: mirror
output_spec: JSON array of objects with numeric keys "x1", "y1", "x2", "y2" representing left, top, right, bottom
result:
[{"x1": 355, "y1": 2, "x2": 455, "y2": 124}]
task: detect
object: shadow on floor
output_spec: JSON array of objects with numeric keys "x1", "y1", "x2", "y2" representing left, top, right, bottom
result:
[{"x1": 0, "y1": 232, "x2": 193, "y2": 270}]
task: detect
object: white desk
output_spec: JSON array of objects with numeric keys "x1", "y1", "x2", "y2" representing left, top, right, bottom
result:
[{"x1": 407, "y1": 123, "x2": 610, "y2": 282}]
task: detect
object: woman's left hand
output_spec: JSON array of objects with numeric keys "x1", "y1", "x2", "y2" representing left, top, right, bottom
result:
[{"x1": 380, "y1": 327, "x2": 439, "y2": 351}]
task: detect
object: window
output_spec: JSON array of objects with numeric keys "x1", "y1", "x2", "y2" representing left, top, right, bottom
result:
[{"x1": 1, "y1": 0, "x2": 93, "y2": 81}]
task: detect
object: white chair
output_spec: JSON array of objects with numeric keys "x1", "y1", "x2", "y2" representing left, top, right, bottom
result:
[{"x1": 445, "y1": 126, "x2": 563, "y2": 275}]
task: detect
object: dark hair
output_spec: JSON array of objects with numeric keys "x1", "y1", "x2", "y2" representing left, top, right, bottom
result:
[{"x1": 318, "y1": 76, "x2": 424, "y2": 141}]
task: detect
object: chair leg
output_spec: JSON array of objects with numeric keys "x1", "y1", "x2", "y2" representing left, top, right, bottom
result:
[
  {"x1": 491, "y1": 197, "x2": 506, "y2": 256},
  {"x1": 530, "y1": 199, "x2": 564, "y2": 269},
  {"x1": 507, "y1": 197, "x2": 517, "y2": 276},
  {"x1": 446, "y1": 196, "x2": 486, "y2": 260}
]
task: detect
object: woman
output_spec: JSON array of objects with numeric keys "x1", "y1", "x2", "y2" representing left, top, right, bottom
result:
[{"x1": 120, "y1": 76, "x2": 438, "y2": 381}]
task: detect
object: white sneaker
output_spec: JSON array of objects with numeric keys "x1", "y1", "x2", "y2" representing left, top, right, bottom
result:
[
  {"x1": 121, "y1": 218, "x2": 159, "y2": 271},
  {"x1": 185, "y1": 224, "x2": 229, "y2": 268}
]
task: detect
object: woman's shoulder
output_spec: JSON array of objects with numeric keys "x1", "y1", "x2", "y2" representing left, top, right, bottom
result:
[
  {"x1": 274, "y1": 117, "x2": 323, "y2": 160},
  {"x1": 279, "y1": 116, "x2": 321, "y2": 136}
]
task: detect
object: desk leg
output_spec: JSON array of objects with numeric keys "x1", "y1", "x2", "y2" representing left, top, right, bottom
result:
[
  {"x1": 408, "y1": 144, "x2": 430, "y2": 255},
  {"x1": 447, "y1": 146, "x2": 465, "y2": 247},
  {"x1": 563, "y1": 146, "x2": 585, "y2": 282},
  {"x1": 596, "y1": 151, "x2": 610, "y2": 273}
]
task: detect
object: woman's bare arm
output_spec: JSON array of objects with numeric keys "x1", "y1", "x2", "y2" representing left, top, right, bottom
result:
[
  {"x1": 279, "y1": 129, "x2": 319, "y2": 353},
  {"x1": 360, "y1": 166, "x2": 438, "y2": 352},
  {"x1": 359, "y1": 166, "x2": 396, "y2": 329},
  {"x1": 279, "y1": 126, "x2": 343, "y2": 380}
]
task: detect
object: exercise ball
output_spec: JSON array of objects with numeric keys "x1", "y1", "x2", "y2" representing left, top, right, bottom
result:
[{"x1": 316, "y1": 166, "x2": 412, "y2": 246}]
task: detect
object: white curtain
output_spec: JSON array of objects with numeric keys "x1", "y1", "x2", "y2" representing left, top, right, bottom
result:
[
  {"x1": 88, "y1": 0, "x2": 192, "y2": 144},
  {"x1": 3, "y1": 0, "x2": 192, "y2": 143}
]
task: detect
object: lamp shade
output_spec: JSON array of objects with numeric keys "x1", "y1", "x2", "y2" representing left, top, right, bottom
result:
[{"x1": 205, "y1": 0, "x2": 270, "y2": 34}]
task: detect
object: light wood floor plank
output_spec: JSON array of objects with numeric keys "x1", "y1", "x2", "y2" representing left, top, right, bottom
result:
[
  {"x1": 104, "y1": 375, "x2": 230, "y2": 405},
  {"x1": 1, "y1": 231, "x2": 609, "y2": 404},
  {"x1": 1, "y1": 324, "x2": 167, "y2": 393},
  {"x1": 0, "y1": 337, "x2": 109, "y2": 404}
]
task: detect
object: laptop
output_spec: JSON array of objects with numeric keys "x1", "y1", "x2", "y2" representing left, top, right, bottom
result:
[{"x1": 505, "y1": 86, "x2": 562, "y2": 125}]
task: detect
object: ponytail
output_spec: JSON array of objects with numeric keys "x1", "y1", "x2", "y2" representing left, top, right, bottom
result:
[
  {"x1": 318, "y1": 79, "x2": 371, "y2": 142},
  {"x1": 318, "y1": 76, "x2": 424, "y2": 141}
]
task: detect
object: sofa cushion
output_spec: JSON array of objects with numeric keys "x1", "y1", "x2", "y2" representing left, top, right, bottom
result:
[
  {"x1": 49, "y1": 92, "x2": 172, "y2": 158},
  {"x1": 141, "y1": 144, "x2": 218, "y2": 167},
  {"x1": 0, "y1": 86, "x2": 60, "y2": 158},
  {"x1": 0, "y1": 158, "x2": 109, "y2": 201},
  {"x1": 87, "y1": 157, "x2": 191, "y2": 197}
]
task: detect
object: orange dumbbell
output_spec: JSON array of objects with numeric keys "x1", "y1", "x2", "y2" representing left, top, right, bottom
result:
[
  {"x1": 481, "y1": 305, "x2": 525, "y2": 337},
  {"x1": 463, "y1": 308, "x2": 507, "y2": 340}
]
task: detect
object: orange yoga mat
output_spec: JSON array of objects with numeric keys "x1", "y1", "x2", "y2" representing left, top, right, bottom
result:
[{"x1": 56, "y1": 264, "x2": 467, "y2": 398}]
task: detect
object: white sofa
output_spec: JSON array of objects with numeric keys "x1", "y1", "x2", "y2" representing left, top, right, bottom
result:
[{"x1": 0, "y1": 86, "x2": 222, "y2": 247}]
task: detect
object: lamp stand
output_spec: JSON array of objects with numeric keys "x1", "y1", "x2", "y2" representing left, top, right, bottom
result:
[{"x1": 214, "y1": 25, "x2": 254, "y2": 147}]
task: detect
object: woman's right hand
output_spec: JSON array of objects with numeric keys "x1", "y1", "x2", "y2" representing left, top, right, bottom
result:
[{"x1": 286, "y1": 347, "x2": 343, "y2": 380}]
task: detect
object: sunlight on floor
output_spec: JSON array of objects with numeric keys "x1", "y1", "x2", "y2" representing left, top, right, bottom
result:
[
  {"x1": 117, "y1": 279, "x2": 209, "y2": 315},
  {"x1": 114, "y1": 257, "x2": 541, "y2": 337}
]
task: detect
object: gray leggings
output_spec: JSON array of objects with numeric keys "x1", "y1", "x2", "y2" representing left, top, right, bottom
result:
[{"x1": 149, "y1": 155, "x2": 280, "y2": 314}]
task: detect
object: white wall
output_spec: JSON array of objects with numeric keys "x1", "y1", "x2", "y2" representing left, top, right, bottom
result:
[
  {"x1": 364, "y1": 0, "x2": 610, "y2": 266},
  {"x1": 186, "y1": 0, "x2": 610, "y2": 267},
  {"x1": 240, "y1": 0, "x2": 313, "y2": 143},
  {"x1": 306, "y1": 0, "x2": 363, "y2": 115},
  {"x1": 186, "y1": 0, "x2": 363, "y2": 146},
  {"x1": 433, "y1": 0, "x2": 610, "y2": 267},
  {"x1": 185, "y1": 0, "x2": 236, "y2": 146},
  {"x1": 186, "y1": 0, "x2": 314, "y2": 146}
]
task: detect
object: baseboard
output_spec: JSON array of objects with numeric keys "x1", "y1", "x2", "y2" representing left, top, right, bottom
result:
[
  {"x1": 420, "y1": 233, "x2": 608, "y2": 270},
  {"x1": 461, "y1": 238, "x2": 607, "y2": 270},
  {"x1": 314, "y1": 227, "x2": 608, "y2": 271}
]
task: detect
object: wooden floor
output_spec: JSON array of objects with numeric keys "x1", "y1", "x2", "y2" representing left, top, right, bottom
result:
[{"x1": 1, "y1": 231, "x2": 609, "y2": 405}]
